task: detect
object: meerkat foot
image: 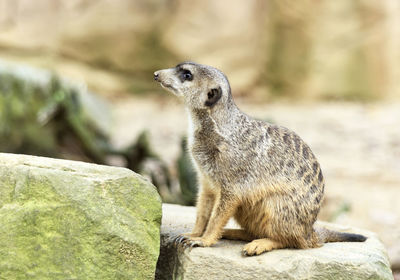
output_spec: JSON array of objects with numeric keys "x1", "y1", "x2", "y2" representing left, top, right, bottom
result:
[
  {"x1": 242, "y1": 238, "x2": 284, "y2": 256},
  {"x1": 222, "y1": 229, "x2": 254, "y2": 241}
]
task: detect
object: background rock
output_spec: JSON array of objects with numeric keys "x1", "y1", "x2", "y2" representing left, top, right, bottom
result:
[
  {"x1": 0, "y1": 153, "x2": 162, "y2": 280},
  {"x1": 156, "y1": 203, "x2": 393, "y2": 280},
  {"x1": 0, "y1": 0, "x2": 399, "y2": 100},
  {"x1": 0, "y1": 59, "x2": 112, "y2": 162}
]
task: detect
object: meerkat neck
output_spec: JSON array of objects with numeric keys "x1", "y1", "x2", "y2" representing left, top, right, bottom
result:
[
  {"x1": 211, "y1": 98, "x2": 241, "y2": 132},
  {"x1": 188, "y1": 98, "x2": 242, "y2": 137}
]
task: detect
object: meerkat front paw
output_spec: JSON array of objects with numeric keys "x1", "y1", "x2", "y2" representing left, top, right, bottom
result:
[
  {"x1": 183, "y1": 237, "x2": 216, "y2": 248},
  {"x1": 174, "y1": 232, "x2": 202, "y2": 245}
]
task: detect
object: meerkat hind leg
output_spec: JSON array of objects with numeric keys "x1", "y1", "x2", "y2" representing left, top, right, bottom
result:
[
  {"x1": 222, "y1": 229, "x2": 254, "y2": 241},
  {"x1": 242, "y1": 238, "x2": 285, "y2": 256}
]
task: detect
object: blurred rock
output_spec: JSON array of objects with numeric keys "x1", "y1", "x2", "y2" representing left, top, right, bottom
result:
[
  {"x1": 121, "y1": 130, "x2": 176, "y2": 203},
  {"x1": 156, "y1": 204, "x2": 393, "y2": 280},
  {"x1": 0, "y1": 153, "x2": 162, "y2": 279},
  {"x1": 176, "y1": 137, "x2": 197, "y2": 206},
  {"x1": 0, "y1": 59, "x2": 112, "y2": 163},
  {"x1": 1, "y1": 0, "x2": 399, "y2": 99}
]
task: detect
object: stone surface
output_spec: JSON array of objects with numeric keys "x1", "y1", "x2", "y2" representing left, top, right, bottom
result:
[
  {"x1": 0, "y1": 153, "x2": 162, "y2": 280},
  {"x1": 156, "y1": 203, "x2": 393, "y2": 280}
]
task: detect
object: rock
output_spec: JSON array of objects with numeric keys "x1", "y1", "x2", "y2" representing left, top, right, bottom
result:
[
  {"x1": 176, "y1": 137, "x2": 198, "y2": 206},
  {"x1": 0, "y1": 59, "x2": 113, "y2": 163},
  {"x1": 2, "y1": 1, "x2": 400, "y2": 100},
  {"x1": 156, "y1": 204, "x2": 393, "y2": 280},
  {"x1": 0, "y1": 153, "x2": 162, "y2": 280}
]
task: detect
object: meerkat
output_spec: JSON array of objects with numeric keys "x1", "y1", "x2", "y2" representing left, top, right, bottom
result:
[{"x1": 154, "y1": 62, "x2": 367, "y2": 256}]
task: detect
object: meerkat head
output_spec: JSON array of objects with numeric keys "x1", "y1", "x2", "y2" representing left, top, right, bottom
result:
[{"x1": 154, "y1": 62, "x2": 232, "y2": 109}]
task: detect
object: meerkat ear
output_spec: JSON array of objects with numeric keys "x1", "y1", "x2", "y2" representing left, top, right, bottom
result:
[{"x1": 205, "y1": 87, "x2": 222, "y2": 107}]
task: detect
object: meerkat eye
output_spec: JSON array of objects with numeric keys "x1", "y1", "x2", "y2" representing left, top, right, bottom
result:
[{"x1": 180, "y1": 70, "x2": 193, "y2": 82}]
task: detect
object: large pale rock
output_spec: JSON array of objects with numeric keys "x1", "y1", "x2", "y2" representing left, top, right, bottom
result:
[
  {"x1": 156, "y1": 204, "x2": 393, "y2": 280},
  {"x1": 0, "y1": 153, "x2": 162, "y2": 280}
]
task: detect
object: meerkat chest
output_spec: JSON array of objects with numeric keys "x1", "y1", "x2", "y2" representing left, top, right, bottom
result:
[
  {"x1": 190, "y1": 134, "x2": 221, "y2": 168},
  {"x1": 188, "y1": 130, "x2": 229, "y2": 180},
  {"x1": 187, "y1": 111, "x2": 242, "y2": 180}
]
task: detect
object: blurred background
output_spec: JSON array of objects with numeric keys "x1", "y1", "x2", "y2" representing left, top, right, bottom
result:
[{"x1": 0, "y1": 0, "x2": 399, "y2": 275}]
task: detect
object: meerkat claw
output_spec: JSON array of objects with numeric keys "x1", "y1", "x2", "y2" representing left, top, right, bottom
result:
[
  {"x1": 189, "y1": 242, "x2": 200, "y2": 249},
  {"x1": 183, "y1": 239, "x2": 201, "y2": 248},
  {"x1": 174, "y1": 234, "x2": 188, "y2": 246}
]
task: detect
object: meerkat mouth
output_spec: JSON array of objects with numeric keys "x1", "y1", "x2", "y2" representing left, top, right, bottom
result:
[
  {"x1": 160, "y1": 82, "x2": 176, "y2": 91},
  {"x1": 160, "y1": 82, "x2": 183, "y2": 96}
]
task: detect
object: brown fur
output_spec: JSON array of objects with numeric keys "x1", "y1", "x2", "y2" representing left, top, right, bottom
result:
[{"x1": 154, "y1": 62, "x2": 366, "y2": 256}]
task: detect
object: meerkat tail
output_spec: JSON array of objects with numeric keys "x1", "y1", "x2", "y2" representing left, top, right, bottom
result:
[{"x1": 315, "y1": 226, "x2": 367, "y2": 243}]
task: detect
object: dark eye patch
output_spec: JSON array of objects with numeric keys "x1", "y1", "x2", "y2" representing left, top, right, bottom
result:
[{"x1": 177, "y1": 68, "x2": 193, "y2": 82}]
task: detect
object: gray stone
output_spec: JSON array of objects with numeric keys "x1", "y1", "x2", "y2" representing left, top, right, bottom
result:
[
  {"x1": 156, "y1": 204, "x2": 393, "y2": 280},
  {"x1": 0, "y1": 153, "x2": 162, "y2": 280}
]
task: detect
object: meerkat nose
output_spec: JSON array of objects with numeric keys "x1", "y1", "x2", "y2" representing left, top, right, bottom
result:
[{"x1": 154, "y1": 72, "x2": 159, "y2": 81}]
